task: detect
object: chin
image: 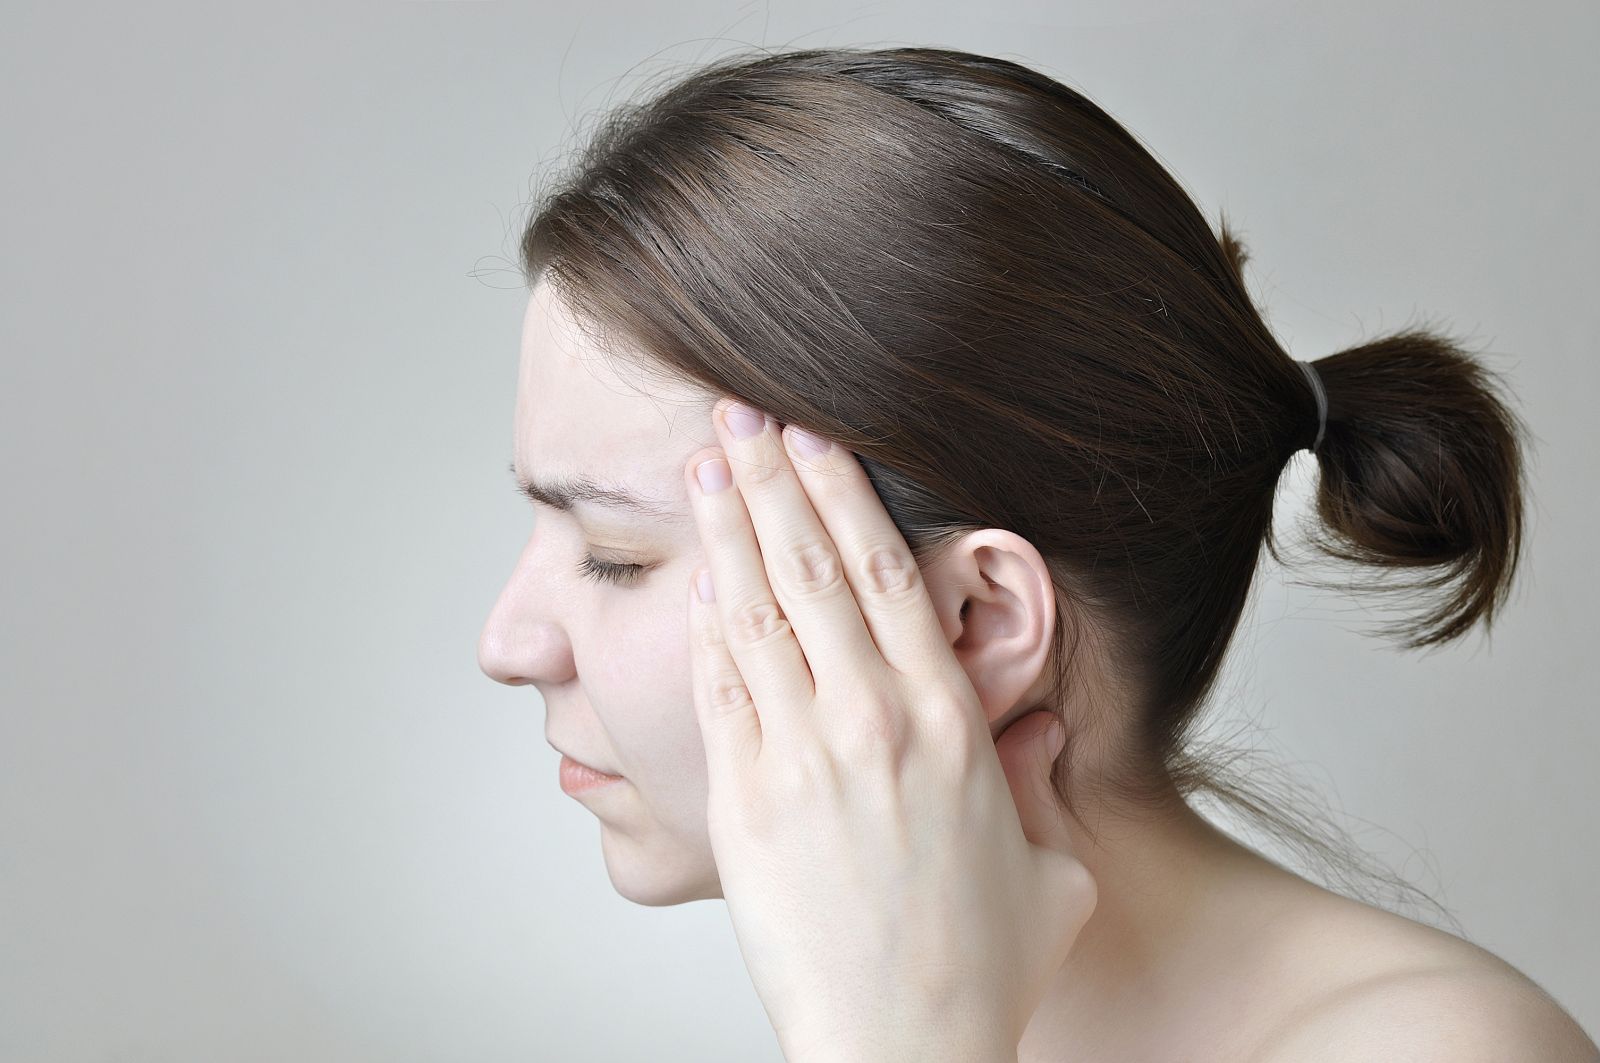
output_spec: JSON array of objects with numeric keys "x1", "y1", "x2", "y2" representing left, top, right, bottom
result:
[{"x1": 598, "y1": 822, "x2": 725, "y2": 906}]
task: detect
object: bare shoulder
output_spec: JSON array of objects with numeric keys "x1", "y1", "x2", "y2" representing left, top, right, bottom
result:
[
  {"x1": 1243, "y1": 946, "x2": 1598, "y2": 1062},
  {"x1": 1212, "y1": 873, "x2": 1599, "y2": 1063}
]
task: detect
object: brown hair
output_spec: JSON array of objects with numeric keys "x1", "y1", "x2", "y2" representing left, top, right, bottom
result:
[{"x1": 514, "y1": 45, "x2": 1529, "y2": 927}]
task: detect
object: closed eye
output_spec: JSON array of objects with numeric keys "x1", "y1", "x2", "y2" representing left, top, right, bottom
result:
[
  {"x1": 514, "y1": 481, "x2": 653, "y2": 586},
  {"x1": 577, "y1": 553, "x2": 649, "y2": 586}
]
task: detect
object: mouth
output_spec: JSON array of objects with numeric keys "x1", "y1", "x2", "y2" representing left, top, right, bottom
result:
[
  {"x1": 546, "y1": 736, "x2": 619, "y2": 773},
  {"x1": 558, "y1": 753, "x2": 625, "y2": 795}
]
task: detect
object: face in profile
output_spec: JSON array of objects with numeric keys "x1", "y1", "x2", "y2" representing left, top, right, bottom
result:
[{"x1": 478, "y1": 279, "x2": 725, "y2": 906}]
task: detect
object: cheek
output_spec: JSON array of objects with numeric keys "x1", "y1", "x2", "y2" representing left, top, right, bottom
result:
[
  {"x1": 590, "y1": 574, "x2": 690, "y2": 688},
  {"x1": 590, "y1": 574, "x2": 704, "y2": 775}
]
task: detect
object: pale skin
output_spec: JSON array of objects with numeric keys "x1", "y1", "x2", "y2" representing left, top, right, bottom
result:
[{"x1": 480, "y1": 279, "x2": 1599, "y2": 1062}]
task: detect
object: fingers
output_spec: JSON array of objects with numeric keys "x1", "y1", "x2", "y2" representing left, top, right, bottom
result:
[
  {"x1": 684, "y1": 446, "x2": 815, "y2": 731},
  {"x1": 686, "y1": 564, "x2": 762, "y2": 776},
  {"x1": 708, "y1": 400, "x2": 889, "y2": 685},
  {"x1": 684, "y1": 396, "x2": 976, "y2": 767},
  {"x1": 684, "y1": 399, "x2": 889, "y2": 715},
  {"x1": 779, "y1": 422, "x2": 965, "y2": 686}
]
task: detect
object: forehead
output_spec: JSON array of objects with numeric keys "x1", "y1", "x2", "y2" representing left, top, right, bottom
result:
[{"x1": 514, "y1": 280, "x2": 715, "y2": 516}]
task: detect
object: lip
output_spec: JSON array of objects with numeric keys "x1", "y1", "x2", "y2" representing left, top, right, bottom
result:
[
  {"x1": 558, "y1": 753, "x2": 625, "y2": 796},
  {"x1": 548, "y1": 738, "x2": 620, "y2": 776}
]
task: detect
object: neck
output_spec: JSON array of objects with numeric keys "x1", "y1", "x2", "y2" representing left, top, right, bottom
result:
[{"x1": 1018, "y1": 785, "x2": 1297, "y2": 1060}]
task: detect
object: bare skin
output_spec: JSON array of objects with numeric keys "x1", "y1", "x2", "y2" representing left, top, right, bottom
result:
[
  {"x1": 1016, "y1": 787, "x2": 1597, "y2": 1061},
  {"x1": 483, "y1": 280, "x2": 1597, "y2": 1061}
]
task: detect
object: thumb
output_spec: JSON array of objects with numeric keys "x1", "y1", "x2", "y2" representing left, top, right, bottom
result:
[{"x1": 993, "y1": 710, "x2": 1069, "y2": 850}]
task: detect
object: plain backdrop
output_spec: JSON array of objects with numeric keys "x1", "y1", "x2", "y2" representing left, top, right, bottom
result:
[{"x1": 2, "y1": 2, "x2": 1596, "y2": 1060}]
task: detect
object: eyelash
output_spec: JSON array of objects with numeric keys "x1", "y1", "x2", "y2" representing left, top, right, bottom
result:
[
  {"x1": 516, "y1": 491, "x2": 649, "y2": 587},
  {"x1": 576, "y1": 553, "x2": 649, "y2": 586}
]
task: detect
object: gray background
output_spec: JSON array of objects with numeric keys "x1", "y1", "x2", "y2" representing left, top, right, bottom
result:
[{"x1": 2, "y1": 2, "x2": 1595, "y2": 1060}]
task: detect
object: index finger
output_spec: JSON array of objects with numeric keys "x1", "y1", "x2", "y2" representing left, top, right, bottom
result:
[{"x1": 780, "y1": 424, "x2": 964, "y2": 685}]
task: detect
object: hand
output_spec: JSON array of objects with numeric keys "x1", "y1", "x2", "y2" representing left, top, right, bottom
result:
[{"x1": 683, "y1": 398, "x2": 1097, "y2": 1063}]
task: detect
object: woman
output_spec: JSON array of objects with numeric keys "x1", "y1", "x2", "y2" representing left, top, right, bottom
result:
[{"x1": 478, "y1": 46, "x2": 1597, "y2": 1061}]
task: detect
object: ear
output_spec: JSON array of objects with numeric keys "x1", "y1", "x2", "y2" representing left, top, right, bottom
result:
[{"x1": 920, "y1": 529, "x2": 1057, "y2": 738}]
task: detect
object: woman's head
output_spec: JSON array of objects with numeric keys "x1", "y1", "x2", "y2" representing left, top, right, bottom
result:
[
  {"x1": 480, "y1": 45, "x2": 1529, "y2": 906},
  {"x1": 480, "y1": 277, "x2": 1070, "y2": 906}
]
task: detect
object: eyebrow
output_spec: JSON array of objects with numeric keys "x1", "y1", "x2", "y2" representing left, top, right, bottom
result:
[{"x1": 508, "y1": 460, "x2": 684, "y2": 523}]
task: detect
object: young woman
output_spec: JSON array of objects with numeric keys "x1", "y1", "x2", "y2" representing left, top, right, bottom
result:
[{"x1": 478, "y1": 46, "x2": 1598, "y2": 1062}]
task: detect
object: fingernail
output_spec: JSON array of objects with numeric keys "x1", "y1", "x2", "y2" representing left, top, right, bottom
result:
[
  {"x1": 723, "y1": 401, "x2": 768, "y2": 439},
  {"x1": 695, "y1": 456, "x2": 731, "y2": 493},
  {"x1": 695, "y1": 568, "x2": 715, "y2": 602},
  {"x1": 786, "y1": 425, "x2": 831, "y2": 458}
]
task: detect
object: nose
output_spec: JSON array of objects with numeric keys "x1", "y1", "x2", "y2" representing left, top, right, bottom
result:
[{"x1": 478, "y1": 535, "x2": 576, "y2": 687}]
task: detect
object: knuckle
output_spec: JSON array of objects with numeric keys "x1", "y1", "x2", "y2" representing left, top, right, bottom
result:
[
  {"x1": 705, "y1": 672, "x2": 752, "y2": 717},
  {"x1": 727, "y1": 598, "x2": 792, "y2": 646},
  {"x1": 774, "y1": 757, "x2": 823, "y2": 807},
  {"x1": 827, "y1": 700, "x2": 909, "y2": 762},
  {"x1": 697, "y1": 610, "x2": 727, "y2": 649},
  {"x1": 925, "y1": 689, "x2": 975, "y2": 731},
  {"x1": 919, "y1": 703, "x2": 961, "y2": 744},
  {"x1": 919, "y1": 700, "x2": 981, "y2": 765},
  {"x1": 856, "y1": 542, "x2": 924, "y2": 599},
  {"x1": 784, "y1": 539, "x2": 846, "y2": 598}
]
